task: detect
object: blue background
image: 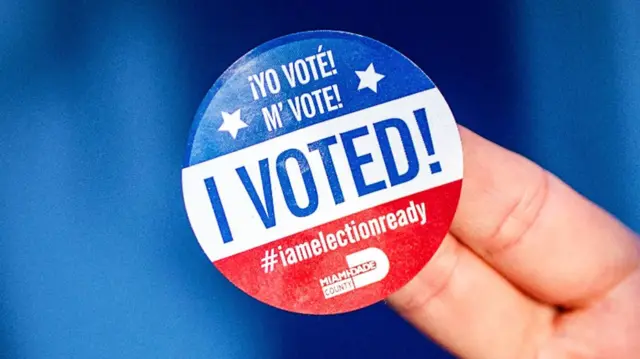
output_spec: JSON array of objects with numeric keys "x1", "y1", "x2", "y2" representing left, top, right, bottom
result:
[{"x1": 1, "y1": 1, "x2": 638, "y2": 358}]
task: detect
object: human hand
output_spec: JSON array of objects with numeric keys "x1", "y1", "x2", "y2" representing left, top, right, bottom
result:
[{"x1": 388, "y1": 127, "x2": 640, "y2": 359}]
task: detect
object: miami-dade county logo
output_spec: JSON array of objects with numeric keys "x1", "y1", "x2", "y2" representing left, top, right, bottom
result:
[
  {"x1": 182, "y1": 31, "x2": 463, "y2": 315},
  {"x1": 319, "y1": 247, "x2": 389, "y2": 299}
]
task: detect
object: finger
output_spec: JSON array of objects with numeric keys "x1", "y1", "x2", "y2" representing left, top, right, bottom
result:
[
  {"x1": 539, "y1": 265, "x2": 640, "y2": 358},
  {"x1": 388, "y1": 233, "x2": 555, "y2": 359},
  {"x1": 451, "y1": 126, "x2": 640, "y2": 307}
]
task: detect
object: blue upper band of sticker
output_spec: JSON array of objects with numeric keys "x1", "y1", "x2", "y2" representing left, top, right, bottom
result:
[{"x1": 184, "y1": 30, "x2": 436, "y2": 167}]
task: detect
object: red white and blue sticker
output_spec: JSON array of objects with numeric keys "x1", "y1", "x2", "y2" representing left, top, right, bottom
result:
[{"x1": 182, "y1": 30, "x2": 463, "y2": 315}]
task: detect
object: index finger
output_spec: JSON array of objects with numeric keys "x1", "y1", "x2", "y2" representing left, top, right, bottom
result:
[{"x1": 450, "y1": 127, "x2": 640, "y2": 307}]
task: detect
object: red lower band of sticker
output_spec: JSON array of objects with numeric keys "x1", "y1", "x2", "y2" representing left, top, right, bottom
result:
[{"x1": 215, "y1": 180, "x2": 461, "y2": 314}]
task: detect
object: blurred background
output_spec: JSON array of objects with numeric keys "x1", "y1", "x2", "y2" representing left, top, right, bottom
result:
[{"x1": 1, "y1": 0, "x2": 638, "y2": 358}]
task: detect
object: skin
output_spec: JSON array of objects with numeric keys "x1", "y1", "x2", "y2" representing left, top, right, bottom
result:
[{"x1": 387, "y1": 127, "x2": 640, "y2": 359}]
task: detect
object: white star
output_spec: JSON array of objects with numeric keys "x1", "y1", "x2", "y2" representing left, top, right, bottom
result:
[
  {"x1": 355, "y1": 63, "x2": 385, "y2": 93},
  {"x1": 218, "y1": 109, "x2": 247, "y2": 139}
]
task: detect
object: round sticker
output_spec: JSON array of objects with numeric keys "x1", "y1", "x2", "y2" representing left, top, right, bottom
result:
[{"x1": 182, "y1": 30, "x2": 463, "y2": 315}]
